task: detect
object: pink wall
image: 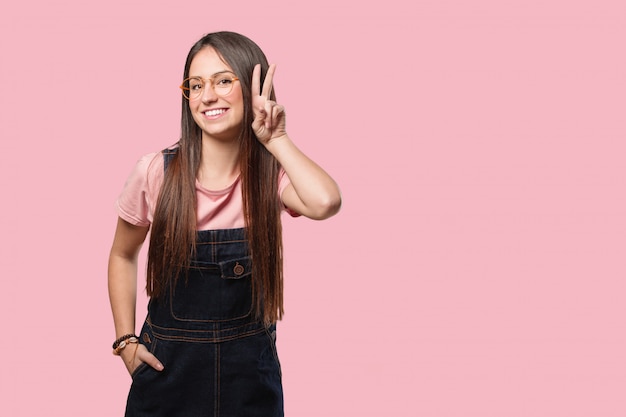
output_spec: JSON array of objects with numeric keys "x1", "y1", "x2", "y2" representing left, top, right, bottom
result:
[{"x1": 1, "y1": 1, "x2": 624, "y2": 416}]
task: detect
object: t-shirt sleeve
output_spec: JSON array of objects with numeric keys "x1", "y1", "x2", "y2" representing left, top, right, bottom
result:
[
  {"x1": 278, "y1": 168, "x2": 301, "y2": 218},
  {"x1": 116, "y1": 152, "x2": 163, "y2": 227}
]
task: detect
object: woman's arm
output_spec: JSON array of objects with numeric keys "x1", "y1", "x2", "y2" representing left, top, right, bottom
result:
[
  {"x1": 266, "y1": 136, "x2": 342, "y2": 220},
  {"x1": 251, "y1": 64, "x2": 342, "y2": 220},
  {"x1": 108, "y1": 217, "x2": 163, "y2": 375}
]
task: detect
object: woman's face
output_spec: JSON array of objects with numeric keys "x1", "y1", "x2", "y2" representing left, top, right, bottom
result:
[{"x1": 187, "y1": 47, "x2": 244, "y2": 142}]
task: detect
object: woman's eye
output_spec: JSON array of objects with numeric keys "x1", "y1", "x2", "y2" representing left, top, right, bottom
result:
[{"x1": 216, "y1": 77, "x2": 233, "y2": 86}]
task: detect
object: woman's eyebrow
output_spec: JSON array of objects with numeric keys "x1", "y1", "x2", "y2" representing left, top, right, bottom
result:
[{"x1": 188, "y1": 70, "x2": 234, "y2": 78}]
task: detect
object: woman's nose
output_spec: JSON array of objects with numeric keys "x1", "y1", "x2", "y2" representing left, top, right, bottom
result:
[{"x1": 200, "y1": 83, "x2": 218, "y2": 103}]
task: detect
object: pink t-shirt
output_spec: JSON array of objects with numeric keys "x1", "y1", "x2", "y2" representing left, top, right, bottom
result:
[{"x1": 116, "y1": 151, "x2": 297, "y2": 230}]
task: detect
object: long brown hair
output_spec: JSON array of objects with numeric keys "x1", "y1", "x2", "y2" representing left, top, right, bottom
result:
[{"x1": 146, "y1": 32, "x2": 284, "y2": 324}]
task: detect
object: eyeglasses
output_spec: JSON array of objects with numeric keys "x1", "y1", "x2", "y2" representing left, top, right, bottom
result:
[{"x1": 180, "y1": 71, "x2": 240, "y2": 100}]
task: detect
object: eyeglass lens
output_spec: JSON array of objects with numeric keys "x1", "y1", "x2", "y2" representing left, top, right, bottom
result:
[{"x1": 182, "y1": 73, "x2": 236, "y2": 99}]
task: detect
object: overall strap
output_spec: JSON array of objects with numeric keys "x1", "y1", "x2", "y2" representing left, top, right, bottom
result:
[{"x1": 162, "y1": 147, "x2": 179, "y2": 171}]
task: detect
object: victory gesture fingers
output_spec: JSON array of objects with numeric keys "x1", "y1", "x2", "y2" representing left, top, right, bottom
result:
[{"x1": 251, "y1": 64, "x2": 287, "y2": 145}]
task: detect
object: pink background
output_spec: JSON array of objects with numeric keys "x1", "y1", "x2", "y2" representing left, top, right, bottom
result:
[{"x1": 1, "y1": 1, "x2": 624, "y2": 416}]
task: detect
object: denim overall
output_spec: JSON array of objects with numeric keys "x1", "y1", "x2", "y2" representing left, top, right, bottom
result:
[{"x1": 125, "y1": 150, "x2": 284, "y2": 417}]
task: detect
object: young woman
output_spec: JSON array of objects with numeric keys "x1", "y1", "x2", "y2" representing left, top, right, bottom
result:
[{"x1": 108, "y1": 31, "x2": 341, "y2": 417}]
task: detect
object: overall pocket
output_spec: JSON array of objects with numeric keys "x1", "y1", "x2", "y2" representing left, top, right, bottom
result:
[
  {"x1": 264, "y1": 324, "x2": 282, "y2": 378},
  {"x1": 170, "y1": 256, "x2": 253, "y2": 321}
]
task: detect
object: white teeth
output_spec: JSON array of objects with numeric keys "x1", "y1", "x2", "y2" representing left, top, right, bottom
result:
[{"x1": 205, "y1": 109, "x2": 225, "y2": 117}]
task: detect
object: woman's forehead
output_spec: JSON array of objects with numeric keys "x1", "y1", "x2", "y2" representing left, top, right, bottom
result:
[{"x1": 189, "y1": 47, "x2": 232, "y2": 76}]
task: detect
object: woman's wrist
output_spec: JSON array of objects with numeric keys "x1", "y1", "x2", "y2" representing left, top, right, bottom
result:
[
  {"x1": 112, "y1": 333, "x2": 139, "y2": 354},
  {"x1": 263, "y1": 134, "x2": 291, "y2": 156}
]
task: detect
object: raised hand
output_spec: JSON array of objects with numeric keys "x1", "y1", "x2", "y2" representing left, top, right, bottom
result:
[{"x1": 251, "y1": 64, "x2": 287, "y2": 145}]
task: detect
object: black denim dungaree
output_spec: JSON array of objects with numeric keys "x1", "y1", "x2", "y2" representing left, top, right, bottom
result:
[{"x1": 125, "y1": 150, "x2": 284, "y2": 417}]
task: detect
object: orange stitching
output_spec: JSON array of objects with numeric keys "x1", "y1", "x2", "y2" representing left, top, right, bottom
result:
[{"x1": 149, "y1": 327, "x2": 265, "y2": 343}]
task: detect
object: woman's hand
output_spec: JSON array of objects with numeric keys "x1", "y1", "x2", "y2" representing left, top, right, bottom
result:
[
  {"x1": 119, "y1": 343, "x2": 164, "y2": 377},
  {"x1": 249, "y1": 64, "x2": 342, "y2": 220},
  {"x1": 251, "y1": 64, "x2": 287, "y2": 145}
]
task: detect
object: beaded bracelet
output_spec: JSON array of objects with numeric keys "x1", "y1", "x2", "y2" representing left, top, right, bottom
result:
[
  {"x1": 112, "y1": 333, "x2": 138, "y2": 349},
  {"x1": 112, "y1": 337, "x2": 139, "y2": 356}
]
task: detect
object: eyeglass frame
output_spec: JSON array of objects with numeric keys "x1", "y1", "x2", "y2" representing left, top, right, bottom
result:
[{"x1": 179, "y1": 71, "x2": 240, "y2": 100}]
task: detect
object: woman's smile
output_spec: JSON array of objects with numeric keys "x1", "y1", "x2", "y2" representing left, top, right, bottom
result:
[
  {"x1": 203, "y1": 108, "x2": 228, "y2": 118},
  {"x1": 200, "y1": 108, "x2": 231, "y2": 121}
]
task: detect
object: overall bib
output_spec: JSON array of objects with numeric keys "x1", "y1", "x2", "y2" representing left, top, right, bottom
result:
[{"x1": 125, "y1": 151, "x2": 284, "y2": 417}]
